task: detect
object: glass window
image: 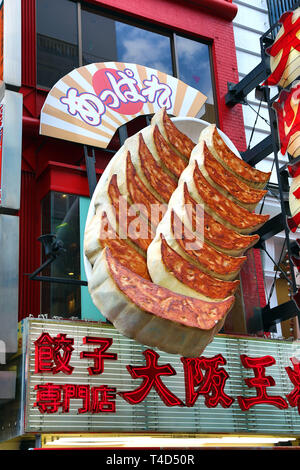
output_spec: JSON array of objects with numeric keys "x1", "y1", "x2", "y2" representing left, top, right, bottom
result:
[
  {"x1": 82, "y1": 7, "x2": 173, "y2": 74},
  {"x1": 36, "y1": 2, "x2": 216, "y2": 123},
  {"x1": 81, "y1": 8, "x2": 117, "y2": 65},
  {"x1": 41, "y1": 192, "x2": 106, "y2": 322},
  {"x1": 36, "y1": 0, "x2": 79, "y2": 88},
  {"x1": 176, "y1": 35, "x2": 216, "y2": 123},
  {"x1": 115, "y1": 22, "x2": 173, "y2": 75},
  {"x1": 41, "y1": 192, "x2": 81, "y2": 318},
  {"x1": 79, "y1": 197, "x2": 106, "y2": 322},
  {"x1": 36, "y1": 3, "x2": 217, "y2": 122}
]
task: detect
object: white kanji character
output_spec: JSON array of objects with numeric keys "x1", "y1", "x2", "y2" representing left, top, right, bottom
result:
[
  {"x1": 141, "y1": 75, "x2": 172, "y2": 109},
  {"x1": 60, "y1": 88, "x2": 105, "y2": 126},
  {"x1": 100, "y1": 69, "x2": 146, "y2": 108}
]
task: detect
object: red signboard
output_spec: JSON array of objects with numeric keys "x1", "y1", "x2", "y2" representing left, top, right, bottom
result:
[{"x1": 32, "y1": 331, "x2": 300, "y2": 415}]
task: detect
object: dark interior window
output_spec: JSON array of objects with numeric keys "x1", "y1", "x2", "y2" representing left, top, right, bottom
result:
[
  {"x1": 36, "y1": 0, "x2": 79, "y2": 88},
  {"x1": 176, "y1": 35, "x2": 216, "y2": 123},
  {"x1": 81, "y1": 8, "x2": 173, "y2": 74},
  {"x1": 41, "y1": 192, "x2": 81, "y2": 319},
  {"x1": 81, "y1": 8, "x2": 117, "y2": 65}
]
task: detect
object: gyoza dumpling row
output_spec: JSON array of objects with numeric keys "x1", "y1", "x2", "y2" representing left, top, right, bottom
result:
[
  {"x1": 84, "y1": 108, "x2": 270, "y2": 356},
  {"x1": 147, "y1": 122, "x2": 270, "y2": 305}
]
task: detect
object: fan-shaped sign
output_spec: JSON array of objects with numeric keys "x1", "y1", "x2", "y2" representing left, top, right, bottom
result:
[{"x1": 39, "y1": 62, "x2": 207, "y2": 149}]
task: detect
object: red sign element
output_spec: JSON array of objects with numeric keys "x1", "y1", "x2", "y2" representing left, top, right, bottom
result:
[
  {"x1": 264, "y1": 10, "x2": 300, "y2": 88},
  {"x1": 288, "y1": 161, "x2": 300, "y2": 178},
  {"x1": 273, "y1": 82, "x2": 300, "y2": 157},
  {"x1": 34, "y1": 332, "x2": 74, "y2": 375},
  {"x1": 287, "y1": 213, "x2": 300, "y2": 232},
  {"x1": 75, "y1": 385, "x2": 90, "y2": 414},
  {"x1": 34, "y1": 383, "x2": 116, "y2": 414},
  {"x1": 286, "y1": 357, "x2": 300, "y2": 413},
  {"x1": 181, "y1": 354, "x2": 234, "y2": 408},
  {"x1": 92, "y1": 68, "x2": 144, "y2": 116},
  {"x1": 80, "y1": 336, "x2": 117, "y2": 375},
  {"x1": 33, "y1": 332, "x2": 300, "y2": 415},
  {"x1": 119, "y1": 349, "x2": 184, "y2": 407},
  {"x1": 62, "y1": 384, "x2": 80, "y2": 413},
  {"x1": 237, "y1": 355, "x2": 288, "y2": 411},
  {"x1": 91, "y1": 385, "x2": 116, "y2": 413},
  {"x1": 34, "y1": 383, "x2": 63, "y2": 414}
]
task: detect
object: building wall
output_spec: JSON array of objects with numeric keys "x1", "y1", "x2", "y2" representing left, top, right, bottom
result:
[
  {"x1": 233, "y1": 1, "x2": 270, "y2": 156},
  {"x1": 233, "y1": 0, "x2": 280, "y2": 318},
  {"x1": 18, "y1": 0, "x2": 275, "y2": 333},
  {"x1": 0, "y1": 0, "x2": 22, "y2": 355},
  {"x1": 19, "y1": 0, "x2": 283, "y2": 337},
  {"x1": 233, "y1": 0, "x2": 299, "y2": 337},
  {"x1": 19, "y1": 0, "x2": 245, "y2": 320}
]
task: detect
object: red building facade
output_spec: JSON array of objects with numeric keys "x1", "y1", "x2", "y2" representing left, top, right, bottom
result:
[
  {"x1": 4, "y1": 0, "x2": 300, "y2": 450},
  {"x1": 18, "y1": 0, "x2": 265, "y2": 334}
]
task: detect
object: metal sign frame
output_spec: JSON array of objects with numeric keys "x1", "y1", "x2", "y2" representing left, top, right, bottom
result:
[{"x1": 225, "y1": 10, "x2": 300, "y2": 331}]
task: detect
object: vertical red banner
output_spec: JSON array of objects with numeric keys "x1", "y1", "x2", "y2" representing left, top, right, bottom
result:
[
  {"x1": 0, "y1": 103, "x2": 3, "y2": 205},
  {"x1": 0, "y1": 0, "x2": 3, "y2": 82},
  {"x1": 0, "y1": 1, "x2": 3, "y2": 204}
]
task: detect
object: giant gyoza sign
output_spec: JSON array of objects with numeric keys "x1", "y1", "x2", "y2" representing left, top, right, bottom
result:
[{"x1": 39, "y1": 62, "x2": 207, "y2": 149}]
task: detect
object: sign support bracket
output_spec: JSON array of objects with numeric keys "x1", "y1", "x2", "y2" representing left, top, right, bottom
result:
[
  {"x1": 225, "y1": 15, "x2": 300, "y2": 331},
  {"x1": 27, "y1": 234, "x2": 88, "y2": 286},
  {"x1": 84, "y1": 145, "x2": 97, "y2": 198}
]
